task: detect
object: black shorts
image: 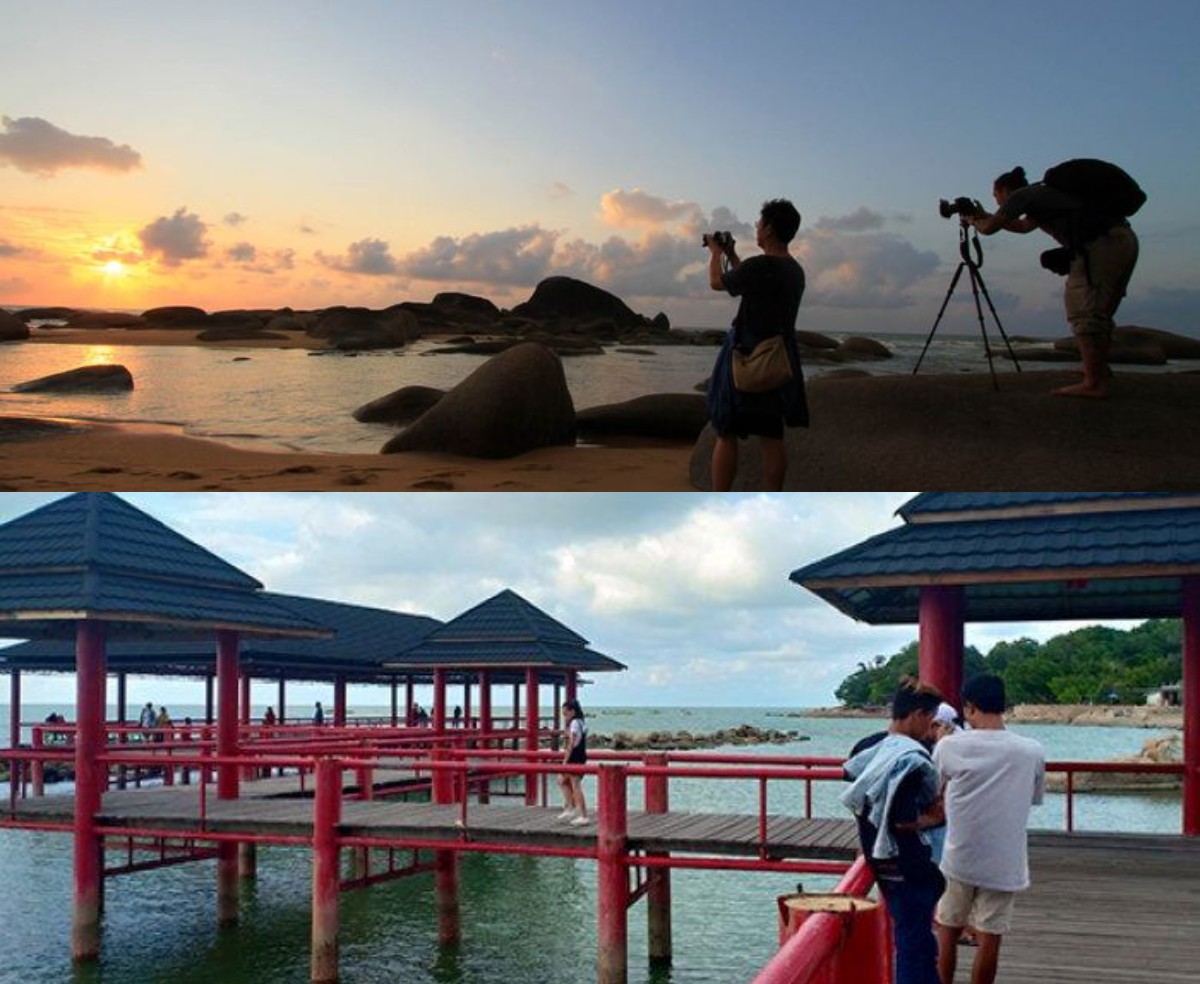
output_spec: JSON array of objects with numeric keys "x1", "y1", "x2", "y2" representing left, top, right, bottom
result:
[
  {"x1": 567, "y1": 746, "x2": 587, "y2": 766},
  {"x1": 724, "y1": 407, "x2": 784, "y2": 441}
]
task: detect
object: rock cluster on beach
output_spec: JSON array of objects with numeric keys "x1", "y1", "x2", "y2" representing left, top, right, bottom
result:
[
  {"x1": 1044, "y1": 733, "x2": 1182, "y2": 793},
  {"x1": 591, "y1": 724, "x2": 808, "y2": 751}
]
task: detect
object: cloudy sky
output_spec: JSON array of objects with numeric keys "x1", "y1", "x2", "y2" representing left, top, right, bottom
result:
[
  {"x1": 0, "y1": 492, "x2": 1131, "y2": 710},
  {"x1": 2, "y1": 1, "x2": 1198, "y2": 337}
]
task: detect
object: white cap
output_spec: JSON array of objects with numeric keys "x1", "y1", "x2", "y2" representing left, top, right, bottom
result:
[{"x1": 934, "y1": 702, "x2": 960, "y2": 728}]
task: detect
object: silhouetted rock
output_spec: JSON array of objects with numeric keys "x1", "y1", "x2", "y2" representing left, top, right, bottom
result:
[
  {"x1": 797, "y1": 330, "x2": 840, "y2": 350},
  {"x1": 67, "y1": 310, "x2": 145, "y2": 329},
  {"x1": 142, "y1": 305, "x2": 210, "y2": 327},
  {"x1": 837, "y1": 336, "x2": 893, "y2": 359},
  {"x1": 0, "y1": 310, "x2": 30, "y2": 341},
  {"x1": 14, "y1": 307, "x2": 76, "y2": 322},
  {"x1": 1115, "y1": 326, "x2": 1200, "y2": 360},
  {"x1": 308, "y1": 307, "x2": 416, "y2": 350},
  {"x1": 512, "y1": 276, "x2": 647, "y2": 329},
  {"x1": 353, "y1": 385, "x2": 445, "y2": 424},
  {"x1": 381, "y1": 342, "x2": 575, "y2": 458},
  {"x1": 431, "y1": 292, "x2": 501, "y2": 322},
  {"x1": 576, "y1": 394, "x2": 709, "y2": 442},
  {"x1": 14, "y1": 364, "x2": 134, "y2": 393}
]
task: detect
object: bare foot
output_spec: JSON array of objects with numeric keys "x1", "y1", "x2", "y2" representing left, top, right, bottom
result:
[{"x1": 1053, "y1": 382, "x2": 1109, "y2": 399}]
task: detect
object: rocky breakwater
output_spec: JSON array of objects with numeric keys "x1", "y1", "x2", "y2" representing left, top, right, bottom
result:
[
  {"x1": 591, "y1": 724, "x2": 809, "y2": 752},
  {"x1": 1046, "y1": 733, "x2": 1182, "y2": 793}
]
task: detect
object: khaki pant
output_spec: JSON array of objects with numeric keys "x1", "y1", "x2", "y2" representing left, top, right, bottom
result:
[{"x1": 1064, "y1": 223, "x2": 1139, "y2": 337}]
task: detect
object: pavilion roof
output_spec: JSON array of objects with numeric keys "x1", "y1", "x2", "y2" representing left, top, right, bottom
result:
[
  {"x1": 791, "y1": 493, "x2": 1200, "y2": 624},
  {"x1": 386, "y1": 589, "x2": 626, "y2": 675},
  {"x1": 0, "y1": 493, "x2": 327, "y2": 639},
  {"x1": 0, "y1": 592, "x2": 442, "y2": 682}
]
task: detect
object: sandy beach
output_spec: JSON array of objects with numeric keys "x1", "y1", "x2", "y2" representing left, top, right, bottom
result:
[{"x1": 6, "y1": 330, "x2": 1200, "y2": 492}]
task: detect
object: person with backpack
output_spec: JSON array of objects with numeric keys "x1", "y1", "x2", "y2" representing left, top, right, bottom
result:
[{"x1": 966, "y1": 160, "x2": 1142, "y2": 399}]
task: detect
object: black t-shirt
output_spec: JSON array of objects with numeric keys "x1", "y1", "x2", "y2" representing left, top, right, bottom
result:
[
  {"x1": 722, "y1": 254, "x2": 806, "y2": 351},
  {"x1": 845, "y1": 732, "x2": 943, "y2": 888}
]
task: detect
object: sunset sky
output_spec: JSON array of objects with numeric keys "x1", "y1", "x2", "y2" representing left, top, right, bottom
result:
[{"x1": 3, "y1": 1, "x2": 1198, "y2": 336}]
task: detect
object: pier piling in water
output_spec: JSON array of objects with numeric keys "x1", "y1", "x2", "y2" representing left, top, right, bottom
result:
[
  {"x1": 597, "y1": 764, "x2": 629, "y2": 984},
  {"x1": 312, "y1": 758, "x2": 342, "y2": 984}
]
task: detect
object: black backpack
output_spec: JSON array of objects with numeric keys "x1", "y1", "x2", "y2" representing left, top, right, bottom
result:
[{"x1": 1043, "y1": 159, "x2": 1146, "y2": 218}]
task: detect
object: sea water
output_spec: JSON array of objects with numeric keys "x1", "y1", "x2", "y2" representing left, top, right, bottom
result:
[
  {"x1": 0, "y1": 330, "x2": 1131, "y2": 456},
  {"x1": 0, "y1": 704, "x2": 1181, "y2": 984}
]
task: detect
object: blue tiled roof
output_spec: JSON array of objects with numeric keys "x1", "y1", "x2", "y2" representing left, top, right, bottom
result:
[
  {"x1": 0, "y1": 493, "x2": 325, "y2": 638},
  {"x1": 899, "y1": 493, "x2": 1192, "y2": 520},
  {"x1": 395, "y1": 589, "x2": 625, "y2": 673},
  {"x1": 791, "y1": 501, "x2": 1200, "y2": 625},
  {"x1": 1, "y1": 592, "x2": 441, "y2": 680}
]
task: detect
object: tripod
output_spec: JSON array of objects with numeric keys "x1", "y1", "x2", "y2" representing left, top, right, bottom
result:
[{"x1": 913, "y1": 221, "x2": 1021, "y2": 389}]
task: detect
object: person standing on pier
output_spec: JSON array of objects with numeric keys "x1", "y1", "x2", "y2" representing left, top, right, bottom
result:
[
  {"x1": 557, "y1": 699, "x2": 590, "y2": 826},
  {"x1": 934, "y1": 674, "x2": 1045, "y2": 984},
  {"x1": 842, "y1": 678, "x2": 945, "y2": 984}
]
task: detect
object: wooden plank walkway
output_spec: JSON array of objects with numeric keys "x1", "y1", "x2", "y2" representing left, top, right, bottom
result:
[
  {"x1": 997, "y1": 833, "x2": 1200, "y2": 984},
  {"x1": 4, "y1": 781, "x2": 861, "y2": 859},
  {"x1": 9, "y1": 785, "x2": 1200, "y2": 982}
]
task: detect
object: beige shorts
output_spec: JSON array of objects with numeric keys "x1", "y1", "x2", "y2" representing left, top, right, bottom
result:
[
  {"x1": 1064, "y1": 223, "x2": 1139, "y2": 338},
  {"x1": 937, "y1": 877, "x2": 1017, "y2": 936}
]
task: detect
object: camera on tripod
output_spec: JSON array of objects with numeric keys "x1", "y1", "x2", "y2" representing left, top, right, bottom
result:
[
  {"x1": 702, "y1": 231, "x2": 735, "y2": 250},
  {"x1": 938, "y1": 196, "x2": 983, "y2": 220}
]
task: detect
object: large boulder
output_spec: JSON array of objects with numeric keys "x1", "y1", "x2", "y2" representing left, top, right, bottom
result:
[
  {"x1": 576, "y1": 394, "x2": 709, "y2": 442},
  {"x1": 0, "y1": 310, "x2": 30, "y2": 341},
  {"x1": 836, "y1": 336, "x2": 893, "y2": 359},
  {"x1": 13, "y1": 364, "x2": 134, "y2": 393},
  {"x1": 308, "y1": 307, "x2": 416, "y2": 350},
  {"x1": 512, "y1": 276, "x2": 646, "y2": 329},
  {"x1": 1114, "y1": 326, "x2": 1200, "y2": 360},
  {"x1": 68, "y1": 310, "x2": 146, "y2": 329},
  {"x1": 353, "y1": 385, "x2": 445, "y2": 424},
  {"x1": 381, "y1": 342, "x2": 575, "y2": 457},
  {"x1": 15, "y1": 306, "x2": 76, "y2": 322},
  {"x1": 431, "y1": 292, "x2": 501, "y2": 322},
  {"x1": 142, "y1": 305, "x2": 210, "y2": 327}
]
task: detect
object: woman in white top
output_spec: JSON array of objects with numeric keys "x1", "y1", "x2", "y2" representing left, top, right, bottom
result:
[{"x1": 558, "y1": 700, "x2": 590, "y2": 826}]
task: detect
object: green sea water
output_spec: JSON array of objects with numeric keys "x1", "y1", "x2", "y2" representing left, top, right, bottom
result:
[{"x1": 0, "y1": 706, "x2": 1182, "y2": 984}]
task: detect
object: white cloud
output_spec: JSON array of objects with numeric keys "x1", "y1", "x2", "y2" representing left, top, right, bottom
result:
[
  {"x1": 138, "y1": 207, "x2": 210, "y2": 266},
  {"x1": 0, "y1": 115, "x2": 142, "y2": 175},
  {"x1": 796, "y1": 228, "x2": 941, "y2": 309},
  {"x1": 318, "y1": 237, "x2": 399, "y2": 276}
]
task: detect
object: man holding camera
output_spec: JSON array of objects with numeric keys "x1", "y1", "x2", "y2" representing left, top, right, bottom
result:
[
  {"x1": 965, "y1": 166, "x2": 1139, "y2": 399},
  {"x1": 706, "y1": 198, "x2": 808, "y2": 491}
]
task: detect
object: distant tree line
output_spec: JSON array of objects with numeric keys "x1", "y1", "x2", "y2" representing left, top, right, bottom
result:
[{"x1": 835, "y1": 619, "x2": 1182, "y2": 708}]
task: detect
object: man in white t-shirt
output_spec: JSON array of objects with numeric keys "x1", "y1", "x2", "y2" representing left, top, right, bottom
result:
[{"x1": 933, "y1": 674, "x2": 1045, "y2": 984}]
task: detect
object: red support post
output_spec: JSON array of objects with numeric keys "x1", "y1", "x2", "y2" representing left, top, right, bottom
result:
[
  {"x1": 525, "y1": 668, "x2": 539, "y2": 806},
  {"x1": 478, "y1": 672, "x2": 493, "y2": 804},
  {"x1": 919, "y1": 585, "x2": 965, "y2": 705},
  {"x1": 1183, "y1": 576, "x2": 1200, "y2": 837},
  {"x1": 645, "y1": 754, "x2": 673, "y2": 968},
  {"x1": 8, "y1": 668, "x2": 19, "y2": 797},
  {"x1": 597, "y1": 764, "x2": 629, "y2": 984},
  {"x1": 240, "y1": 673, "x2": 252, "y2": 726},
  {"x1": 431, "y1": 748, "x2": 460, "y2": 946},
  {"x1": 433, "y1": 669, "x2": 447, "y2": 733},
  {"x1": 390, "y1": 676, "x2": 399, "y2": 728},
  {"x1": 405, "y1": 676, "x2": 415, "y2": 727},
  {"x1": 72, "y1": 620, "x2": 106, "y2": 962},
  {"x1": 566, "y1": 670, "x2": 578, "y2": 706},
  {"x1": 463, "y1": 680, "x2": 472, "y2": 729},
  {"x1": 216, "y1": 630, "x2": 240, "y2": 925},
  {"x1": 312, "y1": 758, "x2": 342, "y2": 984},
  {"x1": 278, "y1": 675, "x2": 288, "y2": 725},
  {"x1": 333, "y1": 675, "x2": 347, "y2": 728}
]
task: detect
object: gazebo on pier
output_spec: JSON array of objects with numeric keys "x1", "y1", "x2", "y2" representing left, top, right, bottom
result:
[
  {"x1": 789, "y1": 492, "x2": 1200, "y2": 836},
  {"x1": 0, "y1": 492, "x2": 626, "y2": 966}
]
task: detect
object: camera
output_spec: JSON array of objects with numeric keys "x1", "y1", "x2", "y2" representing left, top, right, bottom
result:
[
  {"x1": 702, "y1": 231, "x2": 735, "y2": 250},
  {"x1": 938, "y1": 196, "x2": 982, "y2": 220}
]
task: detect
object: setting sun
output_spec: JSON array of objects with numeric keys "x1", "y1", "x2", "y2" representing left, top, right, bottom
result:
[{"x1": 103, "y1": 260, "x2": 126, "y2": 278}]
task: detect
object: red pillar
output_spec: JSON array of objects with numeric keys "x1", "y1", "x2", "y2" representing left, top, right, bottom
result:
[
  {"x1": 645, "y1": 754, "x2": 673, "y2": 967},
  {"x1": 919, "y1": 585, "x2": 965, "y2": 705},
  {"x1": 8, "y1": 668, "x2": 20, "y2": 793},
  {"x1": 1184, "y1": 577, "x2": 1200, "y2": 837},
  {"x1": 333, "y1": 675, "x2": 347, "y2": 728},
  {"x1": 204, "y1": 673, "x2": 215, "y2": 725},
  {"x1": 405, "y1": 676, "x2": 415, "y2": 727},
  {"x1": 597, "y1": 764, "x2": 629, "y2": 984},
  {"x1": 72, "y1": 620, "x2": 106, "y2": 962},
  {"x1": 216, "y1": 630, "x2": 240, "y2": 925},
  {"x1": 433, "y1": 669, "x2": 447, "y2": 732},
  {"x1": 462, "y1": 680, "x2": 472, "y2": 729},
  {"x1": 240, "y1": 673, "x2": 252, "y2": 726},
  {"x1": 311, "y1": 758, "x2": 342, "y2": 984},
  {"x1": 431, "y1": 747, "x2": 460, "y2": 946},
  {"x1": 525, "y1": 668, "x2": 539, "y2": 806},
  {"x1": 566, "y1": 670, "x2": 578, "y2": 706},
  {"x1": 390, "y1": 676, "x2": 399, "y2": 728},
  {"x1": 479, "y1": 672, "x2": 493, "y2": 735},
  {"x1": 278, "y1": 676, "x2": 287, "y2": 725}
]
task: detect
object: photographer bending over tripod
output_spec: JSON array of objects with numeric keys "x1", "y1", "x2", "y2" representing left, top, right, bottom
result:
[
  {"x1": 706, "y1": 199, "x2": 808, "y2": 490},
  {"x1": 966, "y1": 166, "x2": 1139, "y2": 399}
]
